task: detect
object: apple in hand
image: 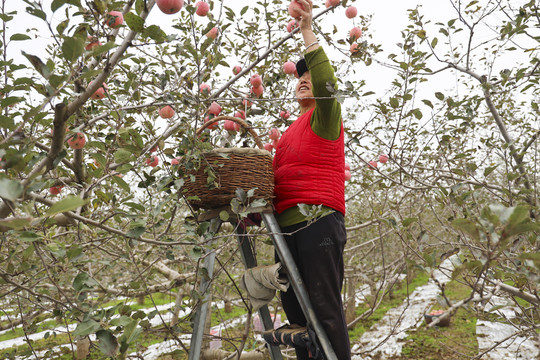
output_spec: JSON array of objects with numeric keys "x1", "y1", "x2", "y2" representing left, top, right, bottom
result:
[
  {"x1": 156, "y1": 0, "x2": 184, "y2": 14},
  {"x1": 288, "y1": 0, "x2": 304, "y2": 18},
  {"x1": 67, "y1": 132, "x2": 86, "y2": 149}
]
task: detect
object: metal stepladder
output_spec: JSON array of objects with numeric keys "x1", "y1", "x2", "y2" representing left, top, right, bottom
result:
[{"x1": 187, "y1": 205, "x2": 338, "y2": 360}]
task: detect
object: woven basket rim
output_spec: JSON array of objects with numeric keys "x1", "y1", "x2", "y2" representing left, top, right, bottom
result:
[{"x1": 205, "y1": 147, "x2": 272, "y2": 156}]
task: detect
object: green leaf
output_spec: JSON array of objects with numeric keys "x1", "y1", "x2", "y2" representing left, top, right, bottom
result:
[
  {"x1": 62, "y1": 36, "x2": 85, "y2": 62},
  {"x1": 51, "y1": 0, "x2": 67, "y2": 12},
  {"x1": 45, "y1": 196, "x2": 87, "y2": 216},
  {"x1": 0, "y1": 178, "x2": 23, "y2": 201},
  {"x1": 0, "y1": 217, "x2": 32, "y2": 230},
  {"x1": 72, "y1": 272, "x2": 99, "y2": 292},
  {"x1": 22, "y1": 51, "x2": 51, "y2": 79},
  {"x1": 1, "y1": 96, "x2": 25, "y2": 108},
  {"x1": 89, "y1": 41, "x2": 117, "y2": 57},
  {"x1": 484, "y1": 166, "x2": 497, "y2": 177},
  {"x1": 20, "y1": 231, "x2": 42, "y2": 242},
  {"x1": 112, "y1": 175, "x2": 131, "y2": 192},
  {"x1": 0, "y1": 115, "x2": 15, "y2": 130},
  {"x1": 114, "y1": 148, "x2": 132, "y2": 163},
  {"x1": 451, "y1": 218, "x2": 479, "y2": 240},
  {"x1": 126, "y1": 226, "x2": 145, "y2": 239},
  {"x1": 431, "y1": 37, "x2": 438, "y2": 48},
  {"x1": 96, "y1": 329, "x2": 118, "y2": 357},
  {"x1": 402, "y1": 217, "x2": 418, "y2": 227},
  {"x1": 135, "y1": 0, "x2": 145, "y2": 14},
  {"x1": 435, "y1": 92, "x2": 445, "y2": 100},
  {"x1": 10, "y1": 34, "x2": 31, "y2": 41},
  {"x1": 143, "y1": 25, "x2": 167, "y2": 43},
  {"x1": 73, "y1": 319, "x2": 101, "y2": 337},
  {"x1": 389, "y1": 97, "x2": 399, "y2": 108},
  {"x1": 124, "y1": 12, "x2": 145, "y2": 32}
]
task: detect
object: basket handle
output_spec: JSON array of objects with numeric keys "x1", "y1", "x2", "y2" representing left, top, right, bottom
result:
[{"x1": 196, "y1": 115, "x2": 264, "y2": 150}]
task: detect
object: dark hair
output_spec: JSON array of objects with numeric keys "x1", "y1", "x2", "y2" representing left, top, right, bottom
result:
[{"x1": 296, "y1": 58, "x2": 308, "y2": 77}]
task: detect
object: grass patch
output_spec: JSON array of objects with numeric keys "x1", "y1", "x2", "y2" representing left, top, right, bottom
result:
[{"x1": 397, "y1": 279, "x2": 479, "y2": 359}]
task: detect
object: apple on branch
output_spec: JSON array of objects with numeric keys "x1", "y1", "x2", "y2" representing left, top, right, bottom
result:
[{"x1": 156, "y1": 0, "x2": 184, "y2": 14}]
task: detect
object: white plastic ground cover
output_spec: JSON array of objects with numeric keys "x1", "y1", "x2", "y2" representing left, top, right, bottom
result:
[
  {"x1": 3, "y1": 302, "x2": 176, "y2": 355},
  {"x1": 476, "y1": 320, "x2": 540, "y2": 360},
  {"x1": 351, "y1": 257, "x2": 456, "y2": 360}
]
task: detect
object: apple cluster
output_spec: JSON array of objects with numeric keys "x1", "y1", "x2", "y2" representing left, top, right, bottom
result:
[{"x1": 367, "y1": 154, "x2": 389, "y2": 170}]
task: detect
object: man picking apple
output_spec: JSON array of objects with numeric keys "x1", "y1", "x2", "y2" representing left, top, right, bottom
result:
[{"x1": 263, "y1": 0, "x2": 350, "y2": 358}]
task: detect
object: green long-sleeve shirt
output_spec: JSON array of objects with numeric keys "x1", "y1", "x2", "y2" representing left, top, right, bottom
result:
[{"x1": 276, "y1": 47, "x2": 342, "y2": 227}]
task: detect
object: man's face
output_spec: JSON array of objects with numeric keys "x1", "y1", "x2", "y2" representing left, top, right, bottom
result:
[{"x1": 295, "y1": 71, "x2": 313, "y2": 100}]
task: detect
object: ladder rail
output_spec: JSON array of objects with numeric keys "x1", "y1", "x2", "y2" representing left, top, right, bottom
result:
[{"x1": 262, "y1": 213, "x2": 339, "y2": 360}]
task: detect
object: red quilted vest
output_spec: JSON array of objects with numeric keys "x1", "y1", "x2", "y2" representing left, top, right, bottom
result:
[{"x1": 273, "y1": 108, "x2": 345, "y2": 215}]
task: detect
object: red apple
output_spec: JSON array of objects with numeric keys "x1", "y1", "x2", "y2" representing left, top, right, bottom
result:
[
  {"x1": 105, "y1": 11, "x2": 124, "y2": 28},
  {"x1": 49, "y1": 185, "x2": 63, "y2": 195},
  {"x1": 288, "y1": 0, "x2": 304, "y2": 18},
  {"x1": 67, "y1": 132, "x2": 86, "y2": 149},
  {"x1": 159, "y1": 105, "x2": 175, "y2": 119},
  {"x1": 223, "y1": 120, "x2": 240, "y2": 131},
  {"x1": 195, "y1": 1, "x2": 209, "y2": 16},
  {"x1": 204, "y1": 115, "x2": 219, "y2": 130},
  {"x1": 268, "y1": 127, "x2": 281, "y2": 140},
  {"x1": 156, "y1": 0, "x2": 184, "y2": 14},
  {"x1": 85, "y1": 36, "x2": 101, "y2": 51},
  {"x1": 287, "y1": 19, "x2": 298, "y2": 33},
  {"x1": 344, "y1": 162, "x2": 350, "y2": 170},
  {"x1": 345, "y1": 6, "x2": 357, "y2": 18},
  {"x1": 232, "y1": 65, "x2": 242, "y2": 75},
  {"x1": 207, "y1": 102, "x2": 222, "y2": 115},
  {"x1": 89, "y1": 81, "x2": 107, "y2": 100},
  {"x1": 350, "y1": 43, "x2": 359, "y2": 55},
  {"x1": 250, "y1": 74, "x2": 262, "y2": 87},
  {"x1": 171, "y1": 157, "x2": 181, "y2": 165},
  {"x1": 349, "y1": 27, "x2": 362, "y2": 41},
  {"x1": 368, "y1": 160, "x2": 377, "y2": 169},
  {"x1": 272, "y1": 138, "x2": 279, "y2": 149},
  {"x1": 200, "y1": 83, "x2": 211, "y2": 95},
  {"x1": 251, "y1": 85, "x2": 264, "y2": 97},
  {"x1": 379, "y1": 154, "x2": 389, "y2": 163},
  {"x1": 242, "y1": 99, "x2": 252, "y2": 107},
  {"x1": 234, "y1": 110, "x2": 246, "y2": 120},
  {"x1": 263, "y1": 143, "x2": 273, "y2": 152},
  {"x1": 279, "y1": 110, "x2": 290, "y2": 119},
  {"x1": 328, "y1": 0, "x2": 340, "y2": 6},
  {"x1": 146, "y1": 155, "x2": 159, "y2": 167},
  {"x1": 283, "y1": 61, "x2": 296, "y2": 75},
  {"x1": 206, "y1": 26, "x2": 219, "y2": 39},
  {"x1": 344, "y1": 170, "x2": 351, "y2": 181},
  {"x1": 150, "y1": 145, "x2": 158, "y2": 152}
]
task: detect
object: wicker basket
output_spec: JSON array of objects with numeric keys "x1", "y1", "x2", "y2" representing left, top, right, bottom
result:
[{"x1": 181, "y1": 116, "x2": 274, "y2": 210}]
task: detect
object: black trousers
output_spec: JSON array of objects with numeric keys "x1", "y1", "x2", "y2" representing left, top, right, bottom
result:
[{"x1": 278, "y1": 211, "x2": 351, "y2": 360}]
